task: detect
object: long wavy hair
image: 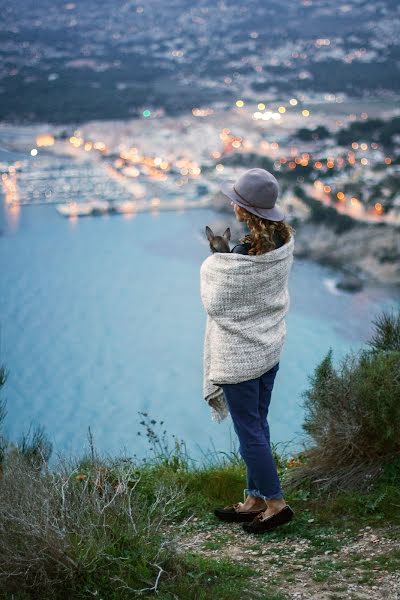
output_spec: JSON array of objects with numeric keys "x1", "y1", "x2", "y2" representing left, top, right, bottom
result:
[{"x1": 235, "y1": 204, "x2": 296, "y2": 256}]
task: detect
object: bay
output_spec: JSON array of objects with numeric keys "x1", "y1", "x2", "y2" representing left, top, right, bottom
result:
[{"x1": 0, "y1": 201, "x2": 398, "y2": 465}]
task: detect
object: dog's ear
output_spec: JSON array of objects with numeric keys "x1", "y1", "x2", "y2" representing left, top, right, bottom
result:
[
  {"x1": 205, "y1": 225, "x2": 214, "y2": 242},
  {"x1": 223, "y1": 227, "x2": 231, "y2": 241}
]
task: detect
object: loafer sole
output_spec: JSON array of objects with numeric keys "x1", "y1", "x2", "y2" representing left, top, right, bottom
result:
[
  {"x1": 214, "y1": 506, "x2": 265, "y2": 523},
  {"x1": 242, "y1": 505, "x2": 294, "y2": 534}
]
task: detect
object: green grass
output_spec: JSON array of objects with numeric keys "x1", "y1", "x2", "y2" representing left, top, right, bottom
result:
[
  {"x1": 1, "y1": 414, "x2": 400, "y2": 599},
  {"x1": 78, "y1": 552, "x2": 260, "y2": 600},
  {"x1": 358, "y1": 549, "x2": 400, "y2": 573},
  {"x1": 306, "y1": 550, "x2": 400, "y2": 589},
  {"x1": 311, "y1": 559, "x2": 348, "y2": 582}
]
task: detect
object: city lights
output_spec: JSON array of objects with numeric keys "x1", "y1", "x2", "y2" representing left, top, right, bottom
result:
[
  {"x1": 36, "y1": 134, "x2": 55, "y2": 147},
  {"x1": 3, "y1": 90, "x2": 397, "y2": 230}
]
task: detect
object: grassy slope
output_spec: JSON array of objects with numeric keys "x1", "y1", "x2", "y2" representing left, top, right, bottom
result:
[{"x1": 37, "y1": 444, "x2": 400, "y2": 599}]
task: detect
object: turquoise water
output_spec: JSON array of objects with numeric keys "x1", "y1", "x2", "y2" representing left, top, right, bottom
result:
[{"x1": 0, "y1": 202, "x2": 399, "y2": 465}]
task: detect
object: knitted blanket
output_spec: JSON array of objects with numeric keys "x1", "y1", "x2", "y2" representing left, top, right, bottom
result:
[{"x1": 200, "y1": 234, "x2": 295, "y2": 423}]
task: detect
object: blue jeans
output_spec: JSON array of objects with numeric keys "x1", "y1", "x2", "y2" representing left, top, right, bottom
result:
[{"x1": 220, "y1": 362, "x2": 284, "y2": 501}]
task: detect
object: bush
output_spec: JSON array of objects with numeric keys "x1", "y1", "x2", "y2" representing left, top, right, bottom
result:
[
  {"x1": 284, "y1": 309, "x2": 400, "y2": 493},
  {"x1": 0, "y1": 448, "x2": 189, "y2": 598},
  {"x1": 0, "y1": 391, "x2": 254, "y2": 599}
]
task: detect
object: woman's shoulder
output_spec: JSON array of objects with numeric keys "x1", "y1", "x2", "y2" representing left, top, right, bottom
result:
[
  {"x1": 231, "y1": 232, "x2": 286, "y2": 255},
  {"x1": 231, "y1": 241, "x2": 251, "y2": 255}
]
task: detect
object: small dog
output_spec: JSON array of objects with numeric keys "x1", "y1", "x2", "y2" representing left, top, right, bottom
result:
[{"x1": 205, "y1": 226, "x2": 231, "y2": 253}]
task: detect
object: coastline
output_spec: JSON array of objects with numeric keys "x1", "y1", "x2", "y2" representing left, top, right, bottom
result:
[
  {"x1": 209, "y1": 194, "x2": 400, "y2": 291},
  {"x1": 292, "y1": 220, "x2": 400, "y2": 289}
]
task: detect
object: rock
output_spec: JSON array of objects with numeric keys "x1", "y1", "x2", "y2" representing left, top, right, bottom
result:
[
  {"x1": 293, "y1": 244, "x2": 310, "y2": 258},
  {"x1": 336, "y1": 274, "x2": 364, "y2": 292}
]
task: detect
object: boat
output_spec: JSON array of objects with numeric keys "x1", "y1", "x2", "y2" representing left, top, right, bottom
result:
[
  {"x1": 111, "y1": 200, "x2": 138, "y2": 214},
  {"x1": 90, "y1": 200, "x2": 110, "y2": 215},
  {"x1": 56, "y1": 200, "x2": 110, "y2": 217},
  {"x1": 56, "y1": 201, "x2": 94, "y2": 217}
]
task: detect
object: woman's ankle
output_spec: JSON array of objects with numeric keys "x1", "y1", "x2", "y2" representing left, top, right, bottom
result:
[
  {"x1": 244, "y1": 496, "x2": 267, "y2": 508},
  {"x1": 267, "y1": 498, "x2": 287, "y2": 509}
]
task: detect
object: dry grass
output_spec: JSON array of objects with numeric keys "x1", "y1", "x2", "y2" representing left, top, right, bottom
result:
[{"x1": 0, "y1": 440, "x2": 187, "y2": 598}]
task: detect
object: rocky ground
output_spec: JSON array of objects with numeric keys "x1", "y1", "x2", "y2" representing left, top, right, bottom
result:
[{"x1": 172, "y1": 518, "x2": 400, "y2": 600}]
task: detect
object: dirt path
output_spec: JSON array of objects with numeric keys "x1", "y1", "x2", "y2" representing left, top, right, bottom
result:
[{"x1": 174, "y1": 520, "x2": 400, "y2": 599}]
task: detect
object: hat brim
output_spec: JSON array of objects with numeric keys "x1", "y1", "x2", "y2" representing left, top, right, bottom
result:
[{"x1": 220, "y1": 180, "x2": 286, "y2": 222}]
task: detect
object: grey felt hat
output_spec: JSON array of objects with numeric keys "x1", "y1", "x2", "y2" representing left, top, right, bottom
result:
[{"x1": 220, "y1": 168, "x2": 285, "y2": 221}]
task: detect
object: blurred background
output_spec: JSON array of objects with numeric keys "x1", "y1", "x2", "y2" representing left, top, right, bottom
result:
[{"x1": 0, "y1": 0, "x2": 399, "y2": 464}]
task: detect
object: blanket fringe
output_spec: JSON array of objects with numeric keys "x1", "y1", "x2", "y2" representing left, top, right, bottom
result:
[{"x1": 206, "y1": 388, "x2": 229, "y2": 423}]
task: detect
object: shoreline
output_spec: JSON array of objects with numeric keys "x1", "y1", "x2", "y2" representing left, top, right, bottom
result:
[
  {"x1": 209, "y1": 197, "x2": 400, "y2": 291},
  {"x1": 292, "y1": 220, "x2": 400, "y2": 290}
]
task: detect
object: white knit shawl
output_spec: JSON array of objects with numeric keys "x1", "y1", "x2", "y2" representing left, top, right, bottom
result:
[{"x1": 200, "y1": 234, "x2": 295, "y2": 423}]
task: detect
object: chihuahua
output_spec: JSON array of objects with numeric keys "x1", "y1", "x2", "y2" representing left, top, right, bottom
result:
[{"x1": 205, "y1": 226, "x2": 231, "y2": 253}]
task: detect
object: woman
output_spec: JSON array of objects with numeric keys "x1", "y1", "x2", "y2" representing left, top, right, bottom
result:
[{"x1": 200, "y1": 168, "x2": 296, "y2": 535}]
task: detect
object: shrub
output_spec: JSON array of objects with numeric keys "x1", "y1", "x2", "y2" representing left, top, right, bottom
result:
[
  {"x1": 366, "y1": 309, "x2": 400, "y2": 353},
  {"x1": 0, "y1": 447, "x2": 188, "y2": 598},
  {"x1": 284, "y1": 309, "x2": 400, "y2": 492}
]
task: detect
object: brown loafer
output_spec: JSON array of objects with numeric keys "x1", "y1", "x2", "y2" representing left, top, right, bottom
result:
[
  {"x1": 214, "y1": 502, "x2": 266, "y2": 522},
  {"x1": 242, "y1": 504, "x2": 294, "y2": 534}
]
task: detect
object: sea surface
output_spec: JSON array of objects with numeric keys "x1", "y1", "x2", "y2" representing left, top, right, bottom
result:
[{"x1": 1, "y1": 199, "x2": 399, "y2": 467}]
